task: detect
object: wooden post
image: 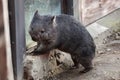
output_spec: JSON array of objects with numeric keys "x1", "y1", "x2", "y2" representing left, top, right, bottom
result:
[
  {"x1": 61, "y1": 0, "x2": 73, "y2": 15},
  {"x1": 2, "y1": 0, "x2": 14, "y2": 80},
  {"x1": 73, "y1": 0, "x2": 81, "y2": 21},
  {"x1": 0, "y1": 0, "x2": 7, "y2": 80}
]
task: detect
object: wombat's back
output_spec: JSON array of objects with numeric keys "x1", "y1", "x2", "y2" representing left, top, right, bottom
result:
[{"x1": 54, "y1": 14, "x2": 95, "y2": 55}]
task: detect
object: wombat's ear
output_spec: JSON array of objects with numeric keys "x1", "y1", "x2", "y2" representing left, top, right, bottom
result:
[
  {"x1": 34, "y1": 10, "x2": 39, "y2": 17},
  {"x1": 48, "y1": 16, "x2": 55, "y2": 24},
  {"x1": 31, "y1": 10, "x2": 40, "y2": 25},
  {"x1": 51, "y1": 16, "x2": 55, "y2": 21},
  {"x1": 51, "y1": 16, "x2": 57, "y2": 28}
]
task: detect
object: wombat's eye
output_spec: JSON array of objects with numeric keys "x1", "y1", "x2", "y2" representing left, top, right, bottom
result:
[{"x1": 31, "y1": 27, "x2": 33, "y2": 30}]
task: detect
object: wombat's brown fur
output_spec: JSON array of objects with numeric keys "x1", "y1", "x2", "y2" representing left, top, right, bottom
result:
[{"x1": 29, "y1": 11, "x2": 96, "y2": 73}]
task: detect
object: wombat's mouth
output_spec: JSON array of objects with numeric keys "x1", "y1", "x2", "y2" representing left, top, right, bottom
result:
[{"x1": 41, "y1": 39, "x2": 54, "y2": 44}]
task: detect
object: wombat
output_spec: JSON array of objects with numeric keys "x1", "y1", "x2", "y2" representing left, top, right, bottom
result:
[{"x1": 29, "y1": 10, "x2": 96, "y2": 73}]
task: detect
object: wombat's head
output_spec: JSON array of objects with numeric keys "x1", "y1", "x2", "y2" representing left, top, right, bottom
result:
[{"x1": 29, "y1": 10, "x2": 57, "y2": 44}]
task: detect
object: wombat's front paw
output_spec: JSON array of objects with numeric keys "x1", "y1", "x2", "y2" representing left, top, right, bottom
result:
[
  {"x1": 33, "y1": 49, "x2": 40, "y2": 53},
  {"x1": 29, "y1": 49, "x2": 41, "y2": 56}
]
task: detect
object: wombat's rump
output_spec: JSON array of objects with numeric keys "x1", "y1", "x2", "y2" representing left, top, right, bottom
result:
[{"x1": 29, "y1": 11, "x2": 96, "y2": 73}]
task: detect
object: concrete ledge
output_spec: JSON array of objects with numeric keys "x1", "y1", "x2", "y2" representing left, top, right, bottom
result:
[
  {"x1": 87, "y1": 8, "x2": 120, "y2": 46},
  {"x1": 87, "y1": 23, "x2": 109, "y2": 38}
]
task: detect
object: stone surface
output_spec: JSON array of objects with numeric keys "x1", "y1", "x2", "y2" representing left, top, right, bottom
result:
[
  {"x1": 87, "y1": 23, "x2": 108, "y2": 38},
  {"x1": 23, "y1": 49, "x2": 74, "y2": 80}
]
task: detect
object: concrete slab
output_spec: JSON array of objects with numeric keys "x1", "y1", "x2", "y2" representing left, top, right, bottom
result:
[
  {"x1": 86, "y1": 8, "x2": 120, "y2": 46},
  {"x1": 87, "y1": 8, "x2": 120, "y2": 38},
  {"x1": 87, "y1": 23, "x2": 109, "y2": 38}
]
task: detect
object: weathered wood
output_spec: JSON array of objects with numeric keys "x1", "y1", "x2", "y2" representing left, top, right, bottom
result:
[
  {"x1": 73, "y1": 0, "x2": 82, "y2": 22},
  {"x1": 2, "y1": 0, "x2": 15, "y2": 79},
  {"x1": 74, "y1": 0, "x2": 120, "y2": 25},
  {"x1": 82, "y1": 0, "x2": 120, "y2": 25},
  {"x1": 0, "y1": 0, "x2": 7, "y2": 80},
  {"x1": 61, "y1": 0, "x2": 73, "y2": 15}
]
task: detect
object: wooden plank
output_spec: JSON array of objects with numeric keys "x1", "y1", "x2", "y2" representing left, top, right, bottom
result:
[
  {"x1": 73, "y1": 0, "x2": 82, "y2": 22},
  {"x1": 61, "y1": 0, "x2": 73, "y2": 15},
  {"x1": 82, "y1": 0, "x2": 120, "y2": 25},
  {"x1": 2, "y1": 0, "x2": 14, "y2": 80},
  {"x1": 73, "y1": 0, "x2": 120, "y2": 25},
  {"x1": 0, "y1": 0, "x2": 7, "y2": 80}
]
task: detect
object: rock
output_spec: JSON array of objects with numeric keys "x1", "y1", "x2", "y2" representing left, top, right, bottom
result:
[
  {"x1": 98, "y1": 50, "x2": 104, "y2": 54},
  {"x1": 106, "y1": 48, "x2": 111, "y2": 51},
  {"x1": 115, "y1": 33, "x2": 120, "y2": 40},
  {"x1": 23, "y1": 49, "x2": 74, "y2": 80}
]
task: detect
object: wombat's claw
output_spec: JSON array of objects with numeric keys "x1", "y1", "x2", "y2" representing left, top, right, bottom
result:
[
  {"x1": 70, "y1": 65, "x2": 79, "y2": 70},
  {"x1": 32, "y1": 50, "x2": 39, "y2": 53},
  {"x1": 26, "y1": 51, "x2": 34, "y2": 55},
  {"x1": 79, "y1": 67, "x2": 93, "y2": 73},
  {"x1": 29, "y1": 50, "x2": 40, "y2": 56}
]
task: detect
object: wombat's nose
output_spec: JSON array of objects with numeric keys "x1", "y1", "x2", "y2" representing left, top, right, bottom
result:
[
  {"x1": 41, "y1": 31, "x2": 44, "y2": 33},
  {"x1": 40, "y1": 29, "x2": 45, "y2": 33}
]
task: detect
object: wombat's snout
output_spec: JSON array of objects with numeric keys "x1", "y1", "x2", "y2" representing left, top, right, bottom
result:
[
  {"x1": 31, "y1": 36, "x2": 38, "y2": 41},
  {"x1": 29, "y1": 32, "x2": 38, "y2": 42},
  {"x1": 29, "y1": 28, "x2": 39, "y2": 42}
]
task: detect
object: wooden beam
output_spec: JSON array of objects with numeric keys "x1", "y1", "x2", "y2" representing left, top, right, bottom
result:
[
  {"x1": 61, "y1": 0, "x2": 73, "y2": 15},
  {"x1": 73, "y1": 0, "x2": 82, "y2": 22},
  {"x1": 2, "y1": 0, "x2": 14, "y2": 80},
  {"x1": 0, "y1": 0, "x2": 7, "y2": 80}
]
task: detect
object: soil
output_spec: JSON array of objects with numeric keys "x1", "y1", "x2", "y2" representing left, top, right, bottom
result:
[
  {"x1": 24, "y1": 31, "x2": 120, "y2": 80},
  {"x1": 52, "y1": 31, "x2": 120, "y2": 80}
]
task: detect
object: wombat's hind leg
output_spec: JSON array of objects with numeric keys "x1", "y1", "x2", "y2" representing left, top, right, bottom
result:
[
  {"x1": 79, "y1": 59, "x2": 93, "y2": 73},
  {"x1": 71, "y1": 57, "x2": 79, "y2": 69}
]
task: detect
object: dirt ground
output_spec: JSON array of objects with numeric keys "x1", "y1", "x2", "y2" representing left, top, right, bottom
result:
[
  {"x1": 24, "y1": 30, "x2": 120, "y2": 80},
  {"x1": 49, "y1": 31, "x2": 120, "y2": 80}
]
